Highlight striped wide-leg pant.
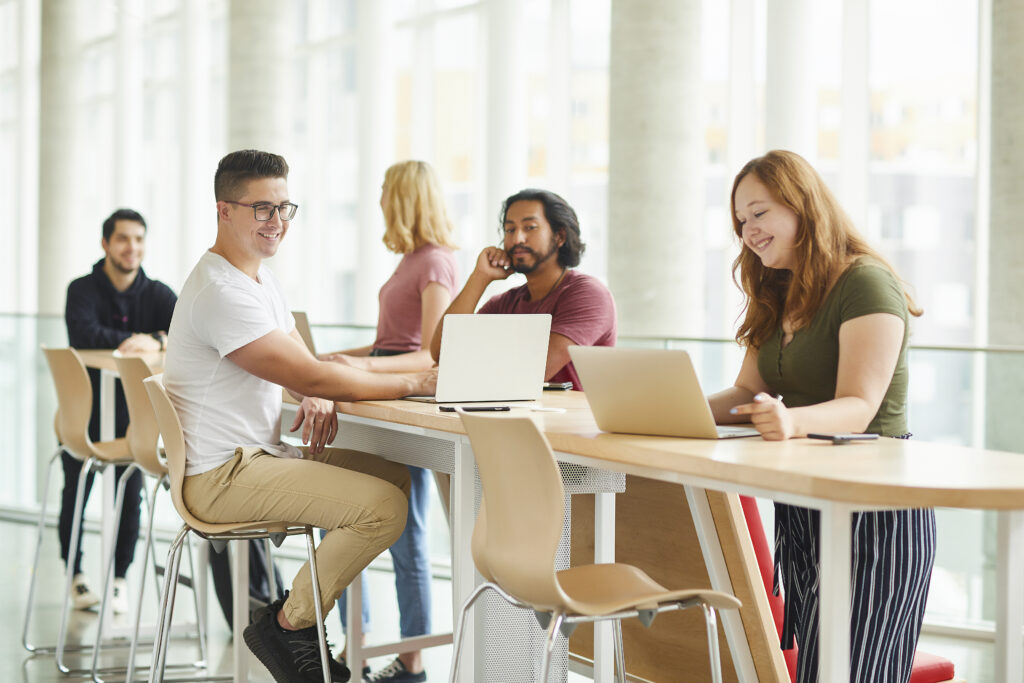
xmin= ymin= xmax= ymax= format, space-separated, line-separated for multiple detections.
xmin=774 ymin=504 xmax=937 ymax=683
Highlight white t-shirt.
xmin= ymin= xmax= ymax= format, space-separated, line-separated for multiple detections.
xmin=164 ymin=250 xmax=301 ymax=476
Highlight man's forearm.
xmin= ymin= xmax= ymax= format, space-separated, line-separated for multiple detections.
xmin=287 ymin=360 xmax=423 ymax=402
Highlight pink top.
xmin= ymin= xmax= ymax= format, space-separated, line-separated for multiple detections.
xmin=478 ymin=270 xmax=617 ymax=389
xmin=374 ymin=244 xmax=459 ymax=352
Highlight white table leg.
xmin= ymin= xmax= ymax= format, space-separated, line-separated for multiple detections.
xmin=685 ymin=486 xmax=758 ymax=682
xmin=592 ymin=491 xmax=615 ymax=683
xmin=232 ymin=541 xmax=249 ymax=683
xmin=451 ymin=437 xmax=477 ymax=683
xmin=818 ymin=502 xmax=852 ymax=683
xmin=347 ymin=572 xmax=364 ymax=674
xmin=996 ymin=510 xmax=1024 ymax=683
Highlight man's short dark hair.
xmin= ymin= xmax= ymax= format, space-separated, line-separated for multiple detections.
xmin=214 ymin=149 xmax=289 ymax=202
xmin=499 ymin=188 xmax=586 ymax=268
xmin=102 ymin=208 xmax=147 ymax=241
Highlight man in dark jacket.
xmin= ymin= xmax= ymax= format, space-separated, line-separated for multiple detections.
xmin=61 ymin=208 xmax=177 ymax=613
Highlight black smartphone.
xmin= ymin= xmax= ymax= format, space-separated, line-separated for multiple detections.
xmin=543 ymin=381 xmax=573 ymax=391
xmin=439 ymin=405 xmax=511 ymax=412
xmin=808 ymin=433 xmax=879 ymax=445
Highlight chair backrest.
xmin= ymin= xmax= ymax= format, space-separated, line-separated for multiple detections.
xmin=143 ymin=373 xmax=206 ymax=530
xmin=292 ymin=310 xmax=316 ymax=355
xmin=43 ymin=347 xmax=95 ymax=459
xmin=458 ymin=411 xmax=567 ymax=610
xmin=114 ymin=354 xmax=166 ymax=477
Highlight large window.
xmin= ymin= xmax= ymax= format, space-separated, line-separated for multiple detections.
xmin=5 ymin=0 xmax=995 ymax=643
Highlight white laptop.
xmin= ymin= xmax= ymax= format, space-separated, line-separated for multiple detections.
xmin=569 ymin=346 xmax=760 ymax=439
xmin=406 ymin=314 xmax=551 ymax=403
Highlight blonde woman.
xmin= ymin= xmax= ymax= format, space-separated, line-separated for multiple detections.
xmin=709 ymin=150 xmax=935 ymax=683
xmin=323 ymin=160 xmax=457 ymax=683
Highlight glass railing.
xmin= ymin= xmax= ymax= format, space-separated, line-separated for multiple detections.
xmin=5 ymin=314 xmax=1021 ymax=634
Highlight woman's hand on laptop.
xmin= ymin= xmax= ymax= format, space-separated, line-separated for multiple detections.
xmin=291 ymin=396 xmax=339 ymax=454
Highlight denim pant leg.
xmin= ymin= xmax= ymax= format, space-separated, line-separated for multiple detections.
xmin=333 ymin=465 xmax=432 ymax=637
xmin=390 ymin=465 xmax=432 ymax=638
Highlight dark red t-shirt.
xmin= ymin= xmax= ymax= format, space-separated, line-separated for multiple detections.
xmin=478 ymin=270 xmax=616 ymax=389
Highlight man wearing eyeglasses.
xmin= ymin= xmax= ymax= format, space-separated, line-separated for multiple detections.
xmin=60 ymin=208 xmax=177 ymax=615
xmin=164 ymin=149 xmax=436 ymax=683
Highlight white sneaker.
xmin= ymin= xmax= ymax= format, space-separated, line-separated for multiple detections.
xmin=71 ymin=574 xmax=100 ymax=610
xmin=111 ymin=578 xmax=129 ymax=615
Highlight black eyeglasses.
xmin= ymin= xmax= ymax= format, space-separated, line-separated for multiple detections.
xmin=223 ymin=200 xmax=299 ymax=221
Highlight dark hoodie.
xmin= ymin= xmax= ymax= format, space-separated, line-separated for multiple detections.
xmin=65 ymin=258 xmax=177 ymax=440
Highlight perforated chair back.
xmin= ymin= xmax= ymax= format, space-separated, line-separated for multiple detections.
xmin=459 ymin=411 xmax=568 ymax=611
xmin=114 ymin=354 xmax=166 ymax=477
xmin=43 ymin=347 xmax=97 ymax=461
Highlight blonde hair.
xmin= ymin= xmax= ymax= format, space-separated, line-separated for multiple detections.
xmin=380 ymin=161 xmax=457 ymax=254
xmin=731 ymin=150 xmax=921 ymax=349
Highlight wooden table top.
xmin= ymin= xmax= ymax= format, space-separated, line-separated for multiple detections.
xmin=326 ymin=391 xmax=1024 ymax=510
xmin=76 ymin=349 xmax=165 ymax=373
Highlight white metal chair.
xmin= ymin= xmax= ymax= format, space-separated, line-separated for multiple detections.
xmin=142 ymin=373 xmax=333 ymax=683
xmin=452 ymin=410 xmax=742 ymax=683
xmin=85 ymin=354 xmax=208 ymax=683
xmin=23 ymin=347 xmax=138 ymax=675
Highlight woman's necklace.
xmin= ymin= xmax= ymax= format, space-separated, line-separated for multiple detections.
xmin=538 ymin=267 xmax=567 ymax=301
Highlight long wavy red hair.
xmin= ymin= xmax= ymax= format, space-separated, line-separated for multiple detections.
xmin=731 ymin=150 xmax=921 ymax=349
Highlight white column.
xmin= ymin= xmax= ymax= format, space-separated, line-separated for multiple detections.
xmin=355 ymin=0 xmax=396 ymax=325
xmin=987 ymin=0 xmax=1024 ymax=348
xmin=18 ymin=0 xmax=40 ymax=313
xmin=227 ymin=0 xmax=292 ymax=153
xmin=484 ymin=0 xmax=527 ymax=220
xmin=764 ymin=0 xmax=816 ymax=160
xmin=727 ymin=0 xmax=755 ymax=174
xmin=608 ymin=0 xmax=704 ymax=338
xmin=838 ymin=0 xmax=869 ymax=231
xmin=985 ymin=0 xmax=1024 ymax=453
xmin=178 ymin=0 xmax=212 ymax=274
xmin=37 ymin=0 xmax=83 ymax=315
xmin=546 ymin=0 xmax=571 ymax=195
xmin=114 ymin=0 xmax=144 ymax=204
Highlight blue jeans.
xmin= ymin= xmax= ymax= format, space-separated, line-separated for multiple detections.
xmin=330 ymin=465 xmax=433 ymax=638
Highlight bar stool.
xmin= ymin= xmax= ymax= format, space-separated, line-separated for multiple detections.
xmin=85 ymin=354 xmax=208 ymax=683
xmin=142 ymin=373 xmax=333 ymax=683
xmin=453 ymin=410 xmax=741 ymax=683
xmin=22 ymin=347 xmax=138 ymax=675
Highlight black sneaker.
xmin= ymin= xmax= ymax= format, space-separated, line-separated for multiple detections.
xmin=336 ymin=653 xmax=371 ymax=679
xmin=242 ymin=600 xmax=350 ymax=682
xmin=364 ymin=658 xmax=427 ymax=683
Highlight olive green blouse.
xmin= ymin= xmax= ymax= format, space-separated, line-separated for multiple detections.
xmin=755 ymin=259 xmax=910 ymax=437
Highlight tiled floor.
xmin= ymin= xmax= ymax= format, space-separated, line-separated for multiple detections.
xmin=5 ymin=517 xmax=994 ymax=682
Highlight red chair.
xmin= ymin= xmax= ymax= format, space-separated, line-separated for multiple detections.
xmin=738 ymin=496 xmax=957 ymax=683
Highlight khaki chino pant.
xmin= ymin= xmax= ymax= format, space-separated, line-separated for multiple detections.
xmin=183 ymin=446 xmax=411 ymax=629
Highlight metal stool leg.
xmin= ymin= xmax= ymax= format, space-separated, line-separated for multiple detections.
xmin=702 ymin=603 xmax=723 ymax=683
xmin=448 ymin=582 xmax=500 ymax=683
xmin=57 ymin=456 xmax=98 ymax=673
xmin=22 ymin=448 xmax=62 ymax=653
xmin=612 ymin=619 xmax=627 ymax=683
xmin=89 ymin=464 xmax=140 ymax=678
xmin=538 ymin=612 xmax=564 ymax=683
xmin=305 ymin=527 xmax=332 ymax=683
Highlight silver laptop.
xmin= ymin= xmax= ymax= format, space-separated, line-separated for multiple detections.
xmin=406 ymin=314 xmax=551 ymax=403
xmin=292 ymin=311 xmax=316 ymax=355
xmin=569 ymin=346 xmax=760 ymax=439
